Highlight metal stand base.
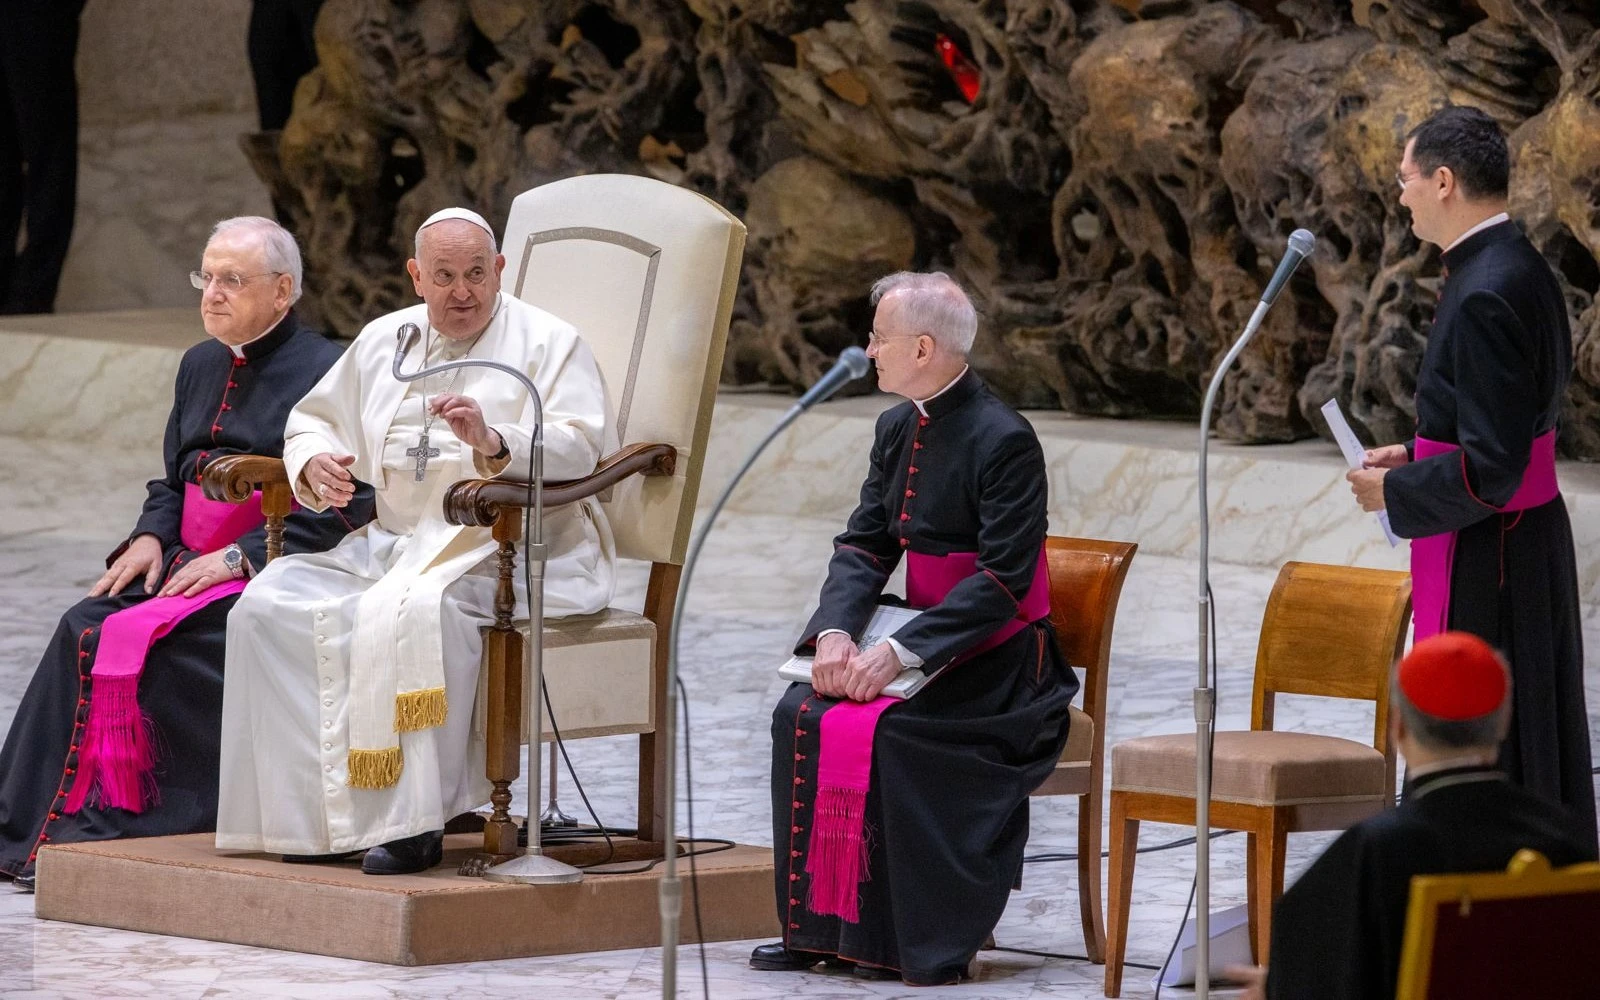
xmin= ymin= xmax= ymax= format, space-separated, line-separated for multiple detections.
xmin=482 ymin=851 xmax=584 ymax=884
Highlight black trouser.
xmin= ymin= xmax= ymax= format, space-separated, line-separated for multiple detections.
xmin=247 ymin=0 xmax=324 ymax=131
xmin=0 ymin=0 xmax=85 ymax=314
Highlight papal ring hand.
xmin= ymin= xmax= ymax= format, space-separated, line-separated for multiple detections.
xmin=317 ymin=482 xmax=329 ymax=497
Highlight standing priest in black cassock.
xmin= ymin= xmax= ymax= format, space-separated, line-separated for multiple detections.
xmin=1348 ymin=105 xmax=1595 ymax=848
xmin=0 ymin=217 xmax=373 ymax=892
xmin=750 ymin=271 xmax=1077 ymax=986
xmin=1230 ymin=632 xmax=1596 ymax=1000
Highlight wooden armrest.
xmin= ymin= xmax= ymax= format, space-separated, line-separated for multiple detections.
xmin=199 ymin=454 xmax=294 ymax=562
xmin=201 ymin=454 xmax=290 ymax=503
xmin=444 ymin=442 xmax=677 ymax=528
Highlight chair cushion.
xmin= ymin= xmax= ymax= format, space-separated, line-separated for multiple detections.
xmin=472 ymin=609 xmax=657 ymax=742
xmin=1111 ymin=730 xmax=1386 ymax=806
xmin=1061 ymin=706 xmax=1094 ymax=765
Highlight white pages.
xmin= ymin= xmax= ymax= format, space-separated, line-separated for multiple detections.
xmin=777 ymin=604 xmax=929 ymax=699
xmin=1319 ymin=398 xmax=1401 ymax=547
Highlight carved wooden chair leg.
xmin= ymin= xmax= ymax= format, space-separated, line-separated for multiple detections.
xmin=461 ymin=510 xmax=525 ymax=876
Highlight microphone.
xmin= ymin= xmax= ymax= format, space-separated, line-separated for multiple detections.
xmin=795 ymin=347 xmax=870 ymax=410
xmin=1259 ymin=228 xmax=1316 ymax=308
xmin=393 ymin=322 xmax=422 ymax=378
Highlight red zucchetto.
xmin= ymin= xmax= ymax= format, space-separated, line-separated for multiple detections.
xmin=1398 ymin=632 xmax=1508 ymax=721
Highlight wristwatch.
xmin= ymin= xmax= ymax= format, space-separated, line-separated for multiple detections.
xmin=222 ymin=543 xmax=245 ymax=579
xmin=487 ymin=430 xmax=510 ymax=462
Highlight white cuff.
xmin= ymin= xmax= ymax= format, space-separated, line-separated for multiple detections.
xmin=885 ymin=637 xmax=923 ymax=669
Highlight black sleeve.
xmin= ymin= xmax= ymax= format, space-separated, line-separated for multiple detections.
xmin=795 ymin=416 xmax=903 ymax=651
xmin=235 ymin=478 xmax=376 ymax=569
xmin=1266 ymin=830 xmax=1382 ymax=1000
xmin=1385 ymin=290 xmax=1541 ymax=538
xmin=113 ymin=360 xmax=189 ymax=565
xmin=889 ymin=428 xmax=1048 ymax=671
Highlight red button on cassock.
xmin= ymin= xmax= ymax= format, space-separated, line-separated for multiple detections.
xmin=900 ymin=513 xmax=910 ymax=521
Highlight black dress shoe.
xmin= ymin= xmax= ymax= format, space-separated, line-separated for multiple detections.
xmin=852 ymin=963 xmax=899 ymax=981
xmin=281 ymin=850 xmax=364 ymax=864
xmin=749 ymin=942 xmax=826 ymax=971
xmin=11 ymin=874 xmax=35 ymax=894
xmin=361 ymin=830 xmax=444 ymax=875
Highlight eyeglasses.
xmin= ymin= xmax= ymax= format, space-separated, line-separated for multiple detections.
xmin=1395 ymin=169 xmax=1426 ymax=193
xmin=190 ymin=270 xmax=283 ymax=293
xmin=867 ymin=330 xmax=923 ymax=347
xmin=428 ymin=266 xmax=490 ymax=288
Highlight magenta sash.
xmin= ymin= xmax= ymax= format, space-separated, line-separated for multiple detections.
xmin=804 ymin=548 xmax=1051 ymax=921
xmin=1410 ymin=431 xmax=1558 ymax=642
xmin=65 ymin=483 xmax=265 ymax=814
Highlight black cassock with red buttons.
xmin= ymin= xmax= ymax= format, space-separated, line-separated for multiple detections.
xmin=769 ymin=369 xmax=1078 ymax=985
xmin=0 ymin=311 xmax=373 ymax=880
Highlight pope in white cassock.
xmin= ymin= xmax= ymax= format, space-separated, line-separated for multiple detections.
xmin=216 ymin=208 xmax=615 ymax=874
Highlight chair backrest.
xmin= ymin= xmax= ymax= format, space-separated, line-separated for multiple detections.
xmin=1251 ymin=561 xmax=1412 ymax=768
xmin=500 ymin=174 xmax=747 ymax=565
xmin=1396 ymin=850 xmax=1600 ymax=1000
xmin=1045 ymin=536 xmax=1138 ymax=736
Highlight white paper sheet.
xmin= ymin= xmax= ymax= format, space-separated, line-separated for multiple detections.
xmin=1320 ymin=398 xmax=1401 ymax=547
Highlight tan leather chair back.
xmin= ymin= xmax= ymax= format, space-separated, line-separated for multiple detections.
xmin=500 ymin=175 xmax=746 ymax=564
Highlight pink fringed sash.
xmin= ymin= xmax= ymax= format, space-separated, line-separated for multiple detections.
xmin=66 ymin=483 xmax=264 ymax=814
xmin=1410 ymin=431 xmax=1558 ymax=642
xmin=804 ymin=548 xmax=1050 ymax=921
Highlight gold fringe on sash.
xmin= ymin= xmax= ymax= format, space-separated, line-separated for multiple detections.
xmin=395 ymin=687 xmax=448 ymax=732
xmin=347 ymin=747 xmax=404 ymax=789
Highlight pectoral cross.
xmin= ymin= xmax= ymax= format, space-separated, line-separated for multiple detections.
xmin=407 ymin=431 xmax=440 ymax=482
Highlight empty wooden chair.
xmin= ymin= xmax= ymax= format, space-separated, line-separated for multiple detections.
xmin=1103 ymin=561 xmax=1412 ymax=997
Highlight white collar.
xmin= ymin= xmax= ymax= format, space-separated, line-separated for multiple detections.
xmin=1443 ymin=212 xmax=1510 ymax=253
xmin=226 ymin=310 xmax=290 ymax=358
xmin=913 ymin=366 xmax=970 ymax=417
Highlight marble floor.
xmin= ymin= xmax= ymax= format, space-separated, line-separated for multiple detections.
xmin=0 ymin=432 xmax=1596 ymax=999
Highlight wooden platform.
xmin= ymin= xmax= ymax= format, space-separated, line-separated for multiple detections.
xmin=34 ymin=834 xmax=776 ymax=966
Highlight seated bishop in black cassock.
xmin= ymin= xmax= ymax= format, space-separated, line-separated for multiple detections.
xmin=0 ymin=217 xmax=373 ymax=891
xmin=749 ymin=272 xmax=1077 ymax=986
xmin=1248 ymin=633 xmax=1597 ymax=1000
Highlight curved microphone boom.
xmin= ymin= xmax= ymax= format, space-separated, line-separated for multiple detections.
xmin=394 ymin=322 xmax=422 ymax=375
xmin=1190 ymin=227 xmax=1314 ymax=998
xmin=658 ymin=348 xmax=871 ymax=1000
xmin=795 ymin=347 xmax=870 ymax=411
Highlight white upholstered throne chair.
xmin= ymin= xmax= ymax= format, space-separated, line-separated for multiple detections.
xmin=205 ymin=173 xmax=746 ymax=864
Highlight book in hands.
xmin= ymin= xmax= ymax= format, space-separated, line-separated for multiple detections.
xmin=777 ymin=604 xmax=929 ymax=699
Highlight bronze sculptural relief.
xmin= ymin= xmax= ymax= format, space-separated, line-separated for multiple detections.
xmin=246 ymin=0 xmax=1600 ymax=456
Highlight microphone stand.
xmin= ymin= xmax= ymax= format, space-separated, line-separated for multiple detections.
xmin=1193 ymin=297 xmax=1270 ymax=998
xmin=659 ymin=402 xmax=806 ymax=998
xmin=392 ymin=332 xmax=581 ymax=886
xmin=660 ymin=348 xmax=866 ymax=998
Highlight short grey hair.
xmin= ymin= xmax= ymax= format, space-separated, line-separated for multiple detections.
xmin=1391 ymin=657 xmax=1512 ymax=753
xmin=414 ymin=218 xmax=499 ymax=260
xmin=208 ymin=216 xmax=303 ymax=304
xmin=870 ymin=271 xmax=979 ymax=355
